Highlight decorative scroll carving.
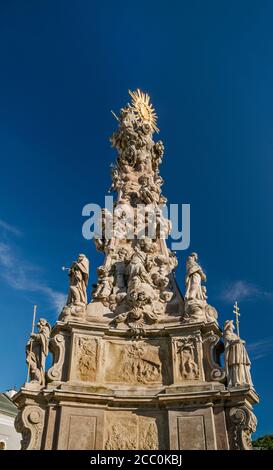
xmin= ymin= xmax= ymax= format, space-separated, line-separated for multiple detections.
xmin=228 ymin=406 xmax=257 ymax=450
xmin=47 ymin=333 xmax=66 ymax=383
xmin=203 ymin=332 xmax=225 ymax=382
xmin=15 ymin=405 xmax=45 ymax=450
xmin=76 ymin=336 xmax=98 ymax=382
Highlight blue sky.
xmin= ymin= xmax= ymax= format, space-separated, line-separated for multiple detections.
xmin=0 ymin=1 xmax=272 ymax=438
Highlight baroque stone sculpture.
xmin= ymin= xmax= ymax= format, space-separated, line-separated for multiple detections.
xmin=25 ymin=318 xmax=51 ymax=388
xmin=60 ymin=253 xmax=89 ymax=319
xmin=87 ymin=90 xmax=181 ymax=334
xmin=183 ymin=252 xmax=218 ymax=325
xmin=185 ymin=252 xmax=207 ymax=300
xmin=14 ymin=90 xmax=258 ymax=450
xmin=224 ymin=320 xmax=253 ymax=388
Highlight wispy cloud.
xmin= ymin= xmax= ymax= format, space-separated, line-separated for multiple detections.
xmin=0 ymin=219 xmax=22 ymax=237
xmin=248 ymin=337 xmax=273 ymax=360
xmin=218 ymin=280 xmax=273 ymax=303
xmin=36 ymin=287 xmax=66 ymax=313
xmin=0 ymin=242 xmax=66 ymax=314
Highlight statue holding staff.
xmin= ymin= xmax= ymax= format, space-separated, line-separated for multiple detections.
xmin=26 ymin=318 xmax=51 ymax=387
xmin=224 ymin=319 xmax=253 ymax=388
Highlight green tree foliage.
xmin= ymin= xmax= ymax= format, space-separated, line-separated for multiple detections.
xmin=252 ymin=435 xmax=273 ymax=450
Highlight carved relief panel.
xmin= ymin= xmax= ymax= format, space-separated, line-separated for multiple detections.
xmin=104 ymin=413 xmax=137 ymax=450
xmin=172 ymin=333 xmax=204 ymax=383
xmin=70 ymin=334 xmax=100 ymax=382
xmin=104 ymin=339 xmax=169 ymax=385
xmin=104 ymin=412 xmax=166 ymax=450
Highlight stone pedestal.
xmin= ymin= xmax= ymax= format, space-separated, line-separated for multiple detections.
xmin=14 ymin=317 xmax=258 ymax=450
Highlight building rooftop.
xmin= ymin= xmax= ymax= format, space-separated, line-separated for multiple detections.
xmin=0 ymin=393 xmax=18 ymax=417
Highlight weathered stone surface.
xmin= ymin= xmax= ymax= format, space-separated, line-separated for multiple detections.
xmin=105 ymin=340 xmax=163 ymax=384
xmin=169 ymin=408 xmax=217 ymax=450
xmin=224 ymin=320 xmax=253 ymax=388
xmin=74 ymin=335 xmax=99 ymax=382
xmin=104 ymin=411 xmax=166 ymax=450
xmin=56 ymin=407 xmax=104 ymax=450
xmin=172 ymin=333 xmax=204 ymax=383
xmin=25 ymin=318 xmax=51 ymax=389
xmin=14 ymin=90 xmax=259 ymax=450
xmin=15 ymin=404 xmax=45 ymax=450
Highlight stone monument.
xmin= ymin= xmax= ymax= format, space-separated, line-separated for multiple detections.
xmin=14 ymin=89 xmax=258 ymax=450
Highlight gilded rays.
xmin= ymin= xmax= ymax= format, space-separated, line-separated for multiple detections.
xmin=128 ymin=89 xmax=159 ymax=133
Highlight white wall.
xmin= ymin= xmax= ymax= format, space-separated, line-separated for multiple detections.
xmin=0 ymin=413 xmax=21 ymax=450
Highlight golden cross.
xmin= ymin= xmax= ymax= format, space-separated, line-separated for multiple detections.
xmin=233 ymin=301 xmax=240 ymax=337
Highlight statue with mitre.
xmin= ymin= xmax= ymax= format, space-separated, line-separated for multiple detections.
xmin=184 ymin=252 xmax=207 ymax=301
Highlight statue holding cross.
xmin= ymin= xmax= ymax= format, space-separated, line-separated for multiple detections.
xmin=233 ymin=301 xmax=240 ymax=337
xmin=223 ymin=303 xmax=253 ymax=388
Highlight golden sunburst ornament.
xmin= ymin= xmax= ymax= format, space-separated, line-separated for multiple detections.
xmin=128 ymin=89 xmax=159 ymax=133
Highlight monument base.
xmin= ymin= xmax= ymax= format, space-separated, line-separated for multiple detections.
xmin=14 ymin=319 xmax=258 ymax=450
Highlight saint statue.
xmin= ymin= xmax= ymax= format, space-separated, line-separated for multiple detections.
xmin=184 ymin=252 xmax=207 ymax=301
xmin=66 ymin=254 xmax=89 ymax=306
xmin=126 ymin=244 xmax=151 ymax=291
xmin=224 ymin=320 xmax=253 ymax=388
xmin=26 ymin=318 xmax=51 ymax=387
xmin=182 ymin=345 xmax=199 ymax=380
xmin=93 ymin=265 xmax=114 ymax=300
